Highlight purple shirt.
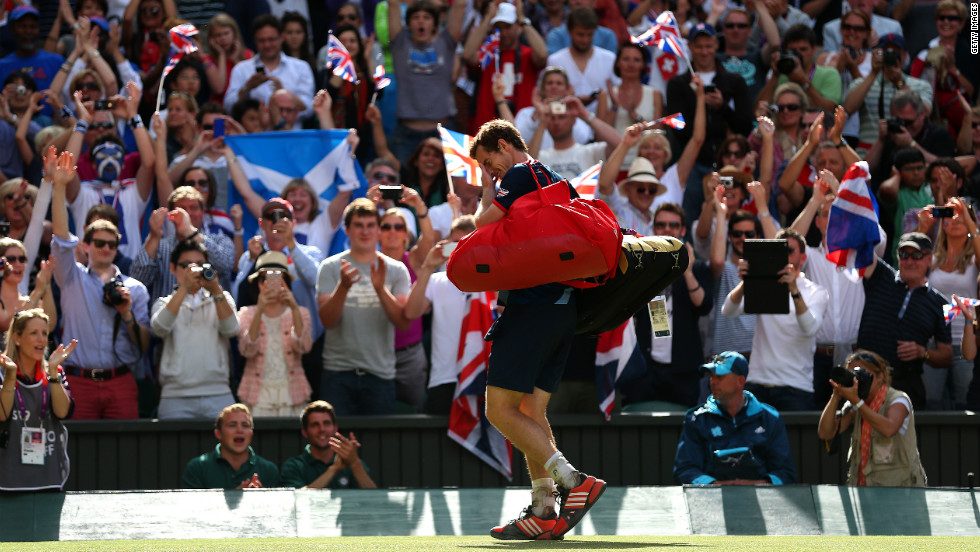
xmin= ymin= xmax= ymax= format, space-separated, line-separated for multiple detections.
xmin=394 ymin=251 xmax=422 ymax=349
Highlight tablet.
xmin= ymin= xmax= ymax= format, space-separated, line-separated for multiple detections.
xmin=742 ymin=239 xmax=789 ymax=314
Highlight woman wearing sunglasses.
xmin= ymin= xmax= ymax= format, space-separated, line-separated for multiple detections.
xmin=750 ymin=82 xmax=807 ymax=173
xmin=377 ymin=203 xmax=434 ymax=413
xmin=817 ymin=349 xmax=927 ymax=487
xmin=0 ymin=237 xmax=56 ymax=350
xmin=910 ymin=0 xmax=975 ymax=135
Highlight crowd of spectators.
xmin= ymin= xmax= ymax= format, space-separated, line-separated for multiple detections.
xmin=1 ymin=0 xmax=979 ymax=491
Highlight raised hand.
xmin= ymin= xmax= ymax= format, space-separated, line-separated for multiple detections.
xmin=35 ymin=257 xmax=56 ymax=290
xmin=370 ymin=254 xmax=387 ymax=290
xmin=339 ymin=259 xmax=361 ymax=289
xmin=48 ymin=340 xmax=79 ymax=370
xmin=52 ymin=151 xmax=77 ymax=189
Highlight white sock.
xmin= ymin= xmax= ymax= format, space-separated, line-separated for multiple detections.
xmin=544 ymin=452 xmax=579 ymax=488
xmin=531 ymin=478 xmax=557 ymax=518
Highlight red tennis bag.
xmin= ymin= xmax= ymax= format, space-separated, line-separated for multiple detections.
xmin=447 ymin=161 xmax=623 ymax=292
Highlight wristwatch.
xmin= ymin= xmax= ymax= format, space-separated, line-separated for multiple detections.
xmin=521 ymin=17 xmax=531 ymax=26
xmin=835 ymin=137 xmax=848 ymax=148
xmin=801 ymin=82 xmax=812 ymax=92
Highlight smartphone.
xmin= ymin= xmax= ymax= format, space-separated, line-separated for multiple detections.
xmin=704 ymin=84 xmax=717 ymax=94
xmin=932 ymin=206 xmax=954 ymax=218
xmin=442 ymin=242 xmax=458 ymax=257
xmin=255 ymin=65 xmax=265 ymax=74
xmin=380 ymin=185 xmax=402 ymax=200
xmin=550 ymin=101 xmax=566 ymax=115
xmin=265 ymin=270 xmax=283 ymax=287
xmin=94 ymin=99 xmax=115 ymax=111
xmin=212 ymin=117 xmax=225 ymax=138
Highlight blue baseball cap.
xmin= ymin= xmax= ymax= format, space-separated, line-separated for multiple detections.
xmin=90 ymin=17 xmax=111 ymax=33
xmin=689 ymin=22 xmax=716 ymax=40
xmin=10 ymin=5 xmax=40 ymax=21
xmin=876 ymin=33 xmax=907 ymax=51
xmin=700 ymin=351 xmax=748 ymax=377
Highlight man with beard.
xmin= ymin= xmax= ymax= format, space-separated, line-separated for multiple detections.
xmin=0 ymin=7 xmax=64 ymax=95
xmin=281 ymin=400 xmax=376 ymax=489
xmin=545 ymin=7 xmax=617 ymax=114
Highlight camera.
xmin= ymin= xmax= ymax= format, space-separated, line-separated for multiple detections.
xmin=550 ymin=100 xmax=566 ymax=114
xmin=776 ymin=50 xmax=800 ymax=75
xmin=380 ymin=185 xmax=402 ymax=200
xmin=94 ymin=99 xmax=115 ymax=111
xmin=442 ymin=242 xmax=457 ymax=257
xmin=830 ymin=365 xmax=874 ymax=400
xmin=719 ymin=176 xmax=734 ymax=189
xmin=882 ymin=49 xmax=900 ymax=67
xmin=14 ymin=85 xmax=26 ymax=96
xmin=0 ymin=220 xmax=9 ymax=237
xmin=191 ymin=263 xmax=216 ymax=281
xmin=932 ymin=206 xmax=954 ymax=218
xmin=102 ymin=280 xmax=126 ymax=307
xmin=887 ymin=116 xmax=906 ymax=134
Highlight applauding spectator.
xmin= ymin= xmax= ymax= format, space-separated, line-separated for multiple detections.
xmin=182 ymin=403 xmax=280 ymax=489
xmin=281 ymin=400 xmax=377 ymax=489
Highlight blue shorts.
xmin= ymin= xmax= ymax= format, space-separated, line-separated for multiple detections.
xmin=486 ymin=302 xmax=576 ymax=394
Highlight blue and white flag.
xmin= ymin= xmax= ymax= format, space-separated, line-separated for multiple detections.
xmin=224 ymin=130 xmax=367 ymax=245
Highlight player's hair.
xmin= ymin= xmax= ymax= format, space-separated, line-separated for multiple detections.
xmin=470 ymin=119 xmax=528 ymax=157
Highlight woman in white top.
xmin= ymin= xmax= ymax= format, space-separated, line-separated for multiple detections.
xmin=599 ymin=42 xmax=661 ymax=172
xmin=816 ymin=9 xmax=872 ymax=142
xmin=924 ymin=197 xmax=980 ymax=409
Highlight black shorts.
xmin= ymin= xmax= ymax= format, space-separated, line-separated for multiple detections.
xmin=486 ymin=302 xmax=576 ymax=394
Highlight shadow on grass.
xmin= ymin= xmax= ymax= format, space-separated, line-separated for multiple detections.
xmin=460 ymin=542 xmax=700 ymax=549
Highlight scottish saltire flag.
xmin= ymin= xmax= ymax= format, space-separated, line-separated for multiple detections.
xmin=163 ymin=24 xmax=199 ymax=79
xmin=448 ymin=291 xmax=513 ymax=479
xmin=439 ymin=125 xmax=482 ymax=186
xmin=595 ymin=318 xmax=646 ymax=421
xmin=373 ymin=64 xmax=391 ymax=90
xmin=656 ymin=112 xmax=686 ymax=130
xmin=826 ymin=161 xmax=881 ymax=275
xmin=478 ymin=30 xmax=501 ymax=70
xmin=943 ymin=297 xmax=980 ymax=324
xmin=570 ymin=162 xmax=602 ymax=199
xmin=326 ymin=34 xmax=358 ymax=84
xmin=224 ymin=130 xmax=367 ymax=241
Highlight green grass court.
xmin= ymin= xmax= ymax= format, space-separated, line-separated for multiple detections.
xmin=2 ymin=536 xmax=979 ymax=552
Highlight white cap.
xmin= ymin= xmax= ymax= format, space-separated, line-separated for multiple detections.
xmin=490 ymin=3 xmax=518 ymax=26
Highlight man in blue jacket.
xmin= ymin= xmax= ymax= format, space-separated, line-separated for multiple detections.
xmin=673 ymin=351 xmax=797 ymax=486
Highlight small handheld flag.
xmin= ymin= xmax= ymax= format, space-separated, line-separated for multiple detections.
xmin=478 ymin=30 xmax=501 ymax=71
xmin=326 ymin=33 xmax=359 ymax=84
xmin=157 ymin=23 xmax=199 ymax=110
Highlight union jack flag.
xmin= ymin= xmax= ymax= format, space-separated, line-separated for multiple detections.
xmin=478 ymin=30 xmax=500 ymax=70
xmin=438 ymin=125 xmax=482 ymax=186
xmin=826 ymin=161 xmax=881 ymax=276
xmin=630 ymin=26 xmax=660 ymax=47
xmin=163 ymin=23 xmax=199 ymax=79
xmin=570 ymin=162 xmax=602 ymax=199
xmin=595 ymin=318 xmax=647 ymax=421
xmin=944 ymin=297 xmax=980 ymax=324
xmin=373 ymin=64 xmax=391 ymax=90
xmin=658 ymin=33 xmax=686 ymax=59
xmin=326 ymin=33 xmax=359 ymax=84
xmin=447 ymin=291 xmax=512 ymax=479
xmin=656 ymin=112 xmax=686 ymax=130
xmin=655 ymin=11 xmax=682 ymax=40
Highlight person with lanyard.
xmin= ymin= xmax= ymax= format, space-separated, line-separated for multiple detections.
xmin=0 ymin=309 xmax=78 ymax=492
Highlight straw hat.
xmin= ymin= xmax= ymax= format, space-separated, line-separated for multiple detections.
xmin=617 ymin=157 xmax=666 ymax=196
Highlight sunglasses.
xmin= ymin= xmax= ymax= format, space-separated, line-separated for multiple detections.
xmin=89 ymin=122 xmax=114 ymax=131
xmin=2 ymin=255 xmax=27 ymax=264
xmin=936 ymin=14 xmax=961 ymax=22
xmin=176 ymin=261 xmax=204 ymax=269
xmin=74 ymin=82 xmax=101 ymax=92
xmin=184 ymin=179 xmax=209 ymax=190
xmin=90 ymin=238 xmax=119 ymax=249
xmin=776 ymin=104 xmax=801 ymax=112
xmin=380 ymin=223 xmax=406 ymax=231
xmin=724 ymin=22 xmax=750 ymax=29
xmin=632 ymin=185 xmax=660 ymax=195
xmin=5 ymin=193 xmax=19 ymax=201
xmin=730 ymin=230 xmax=757 ymax=239
xmin=898 ymin=250 xmax=927 ymax=260
xmin=654 ymin=221 xmax=682 ymax=229
xmin=141 ymin=6 xmax=161 ymax=15
xmin=371 ymin=172 xmax=398 ymax=184
xmin=840 ymin=23 xmax=869 ymax=32
xmin=971 ymin=122 xmax=979 ymax=129
xmin=723 ymin=148 xmax=746 ymax=158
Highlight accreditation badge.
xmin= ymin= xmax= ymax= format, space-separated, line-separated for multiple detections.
xmin=648 ymin=296 xmax=671 ymax=338
xmin=21 ymin=426 xmax=45 ymax=465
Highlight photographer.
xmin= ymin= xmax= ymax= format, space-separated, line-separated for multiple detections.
xmin=817 ymin=349 xmax=927 ymax=487
xmin=866 ymin=89 xmax=956 ymax=184
xmin=843 ymin=34 xmax=933 ymax=156
xmin=150 ymin=240 xmax=238 ymax=420
xmin=49 ymin=148 xmax=150 ymax=420
xmin=755 ymin=24 xmax=841 ymax=114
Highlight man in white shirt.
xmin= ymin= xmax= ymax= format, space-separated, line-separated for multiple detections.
xmin=721 ymin=228 xmax=829 ymax=411
xmin=223 ymin=14 xmax=315 ymax=124
xmin=544 ymin=7 xmax=617 ymax=114
xmin=151 ymin=240 xmax=238 ymax=419
xmin=530 ymin=95 xmax=621 ymax=179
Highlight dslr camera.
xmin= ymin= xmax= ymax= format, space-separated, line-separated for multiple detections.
xmin=887 ymin=116 xmax=907 ymax=134
xmin=191 ymin=263 xmax=216 ymax=281
xmin=102 ymin=280 xmax=126 ymax=307
xmin=882 ymin=49 xmax=900 ymax=67
xmin=776 ymin=50 xmax=801 ymax=75
xmin=830 ymin=365 xmax=874 ymax=400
